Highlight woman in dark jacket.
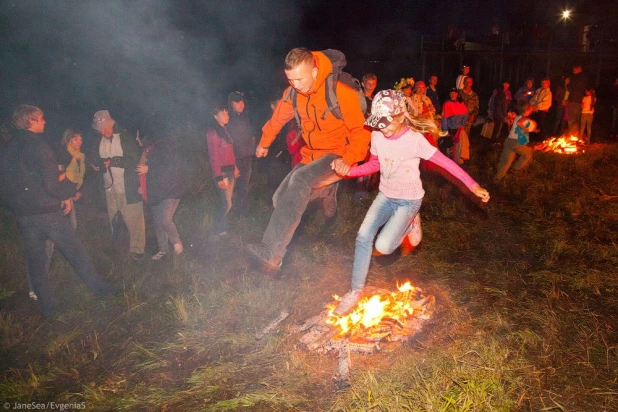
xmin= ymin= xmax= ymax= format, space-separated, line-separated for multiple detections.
xmin=137 ymin=134 xmax=187 ymax=260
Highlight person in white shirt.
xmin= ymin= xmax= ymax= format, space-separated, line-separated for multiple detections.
xmin=90 ymin=110 xmax=145 ymax=260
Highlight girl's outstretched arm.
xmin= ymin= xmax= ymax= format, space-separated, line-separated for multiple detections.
xmin=347 ymin=154 xmax=380 ymax=177
xmin=428 ymin=150 xmax=490 ymax=202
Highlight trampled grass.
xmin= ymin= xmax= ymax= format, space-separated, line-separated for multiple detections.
xmin=1 ymin=139 xmax=618 ymax=410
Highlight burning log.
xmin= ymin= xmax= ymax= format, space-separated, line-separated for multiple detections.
xmin=380 ymin=317 xmax=404 ymax=329
xmin=255 ymin=310 xmax=290 ymax=340
xmin=291 ymin=281 xmax=435 ymax=380
xmin=289 ymin=310 xmax=328 ymax=335
xmin=299 ymin=323 xmax=332 ymax=346
xmin=307 ymin=328 xmax=340 ymax=351
xmin=354 ymin=330 xmax=391 ymax=342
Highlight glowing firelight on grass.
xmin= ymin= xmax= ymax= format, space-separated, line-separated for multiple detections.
xmin=327 ymin=281 xmax=418 ymax=335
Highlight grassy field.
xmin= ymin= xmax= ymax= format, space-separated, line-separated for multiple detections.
xmin=1 ymin=138 xmax=618 ymax=411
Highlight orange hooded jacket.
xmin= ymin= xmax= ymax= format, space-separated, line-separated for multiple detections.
xmin=259 ymin=51 xmax=370 ymax=166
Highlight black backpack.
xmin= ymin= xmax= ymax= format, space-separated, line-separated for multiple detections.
xmin=283 ymin=49 xmax=367 ymax=126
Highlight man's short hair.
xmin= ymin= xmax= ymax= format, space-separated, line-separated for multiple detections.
xmin=284 ymin=47 xmax=315 ymax=70
xmin=12 ymin=104 xmax=42 ymax=130
xmin=362 ymin=73 xmax=377 ymax=82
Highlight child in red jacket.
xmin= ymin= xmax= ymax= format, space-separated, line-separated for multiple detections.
xmin=207 ymin=104 xmax=240 ymax=236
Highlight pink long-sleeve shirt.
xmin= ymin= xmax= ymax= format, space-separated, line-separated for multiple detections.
xmin=348 ymin=127 xmax=478 ymax=200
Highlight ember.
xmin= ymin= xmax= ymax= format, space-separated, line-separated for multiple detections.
xmin=534 ymin=135 xmax=586 ymax=154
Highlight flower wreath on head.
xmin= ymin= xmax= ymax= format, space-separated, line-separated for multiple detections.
xmin=394 ymin=77 xmax=415 ymax=91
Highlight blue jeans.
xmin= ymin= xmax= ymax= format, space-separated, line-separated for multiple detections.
xmin=351 ymin=193 xmax=422 ymax=291
xmin=263 ymin=153 xmax=341 ymax=260
xmin=29 ymin=209 xmax=76 ymax=293
xmin=17 ymin=211 xmax=112 ymax=314
xmin=213 ymin=172 xmax=235 ymax=235
xmin=151 ymin=198 xmax=181 ymax=253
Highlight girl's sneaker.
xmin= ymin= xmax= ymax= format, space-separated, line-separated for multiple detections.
xmin=334 ymin=290 xmax=363 ymax=316
xmin=151 ymin=251 xmax=167 ymax=261
xmin=408 ymin=213 xmax=422 ymax=247
xmin=29 ymin=291 xmax=38 ymax=301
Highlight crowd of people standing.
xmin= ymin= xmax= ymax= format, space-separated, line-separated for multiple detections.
xmin=0 ymin=47 xmax=615 ymax=316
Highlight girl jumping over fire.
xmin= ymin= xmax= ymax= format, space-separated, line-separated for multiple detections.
xmin=331 ymin=90 xmax=490 ymax=315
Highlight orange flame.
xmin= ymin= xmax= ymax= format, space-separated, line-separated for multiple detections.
xmin=326 ymin=281 xmax=418 ymax=335
xmin=534 ymin=135 xmax=586 ymax=154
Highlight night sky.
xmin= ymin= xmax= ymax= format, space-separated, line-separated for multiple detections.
xmin=0 ymin=0 xmax=615 ymax=135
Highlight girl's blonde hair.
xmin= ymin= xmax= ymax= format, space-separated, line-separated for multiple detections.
xmin=392 ymin=112 xmax=438 ymax=134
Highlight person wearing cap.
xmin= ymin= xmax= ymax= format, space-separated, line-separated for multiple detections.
xmin=0 ymin=105 xmax=113 ymax=315
xmin=455 ymin=65 xmax=470 ymax=90
xmin=246 ymin=47 xmax=370 ymax=272
xmin=89 ymin=110 xmax=145 ymax=260
xmin=332 ymin=90 xmax=490 ymax=315
xmin=227 ymin=91 xmax=255 ymax=218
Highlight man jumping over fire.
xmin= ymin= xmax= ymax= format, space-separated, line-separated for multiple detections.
xmin=247 ymin=47 xmax=371 ymax=272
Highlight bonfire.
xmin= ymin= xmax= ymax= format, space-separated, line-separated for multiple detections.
xmin=288 ymin=281 xmax=435 ymax=381
xmin=534 ymin=134 xmax=586 ymax=154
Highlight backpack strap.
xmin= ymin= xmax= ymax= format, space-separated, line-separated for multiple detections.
xmin=283 ymin=86 xmax=301 ymax=127
xmin=322 ymin=73 xmax=343 ymax=120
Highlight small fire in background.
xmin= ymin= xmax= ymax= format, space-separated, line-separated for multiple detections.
xmin=534 ymin=135 xmax=586 ymax=154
